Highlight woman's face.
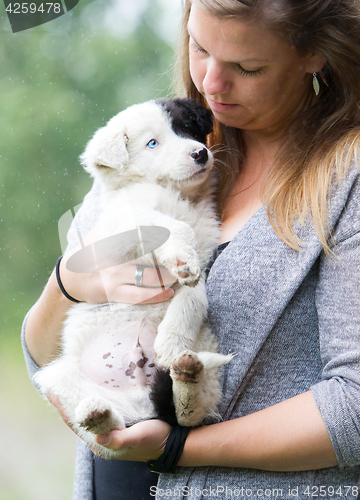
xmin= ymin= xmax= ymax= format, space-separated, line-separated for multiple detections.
xmin=188 ymin=5 xmax=323 ymax=137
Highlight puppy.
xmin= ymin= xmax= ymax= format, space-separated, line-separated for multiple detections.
xmin=34 ymin=98 xmax=231 ymax=458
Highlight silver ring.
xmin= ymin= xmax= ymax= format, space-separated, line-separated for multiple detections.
xmin=134 ymin=265 xmax=145 ymax=287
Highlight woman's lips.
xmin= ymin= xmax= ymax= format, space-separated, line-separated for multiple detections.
xmin=208 ymin=99 xmax=238 ymax=112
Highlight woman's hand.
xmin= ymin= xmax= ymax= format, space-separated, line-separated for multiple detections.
xmin=95 ymin=420 xmax=172 ymax=462
xmin=48 ymin=393 xmax=171 ymax=462
xmin=60 ymin=252 xmax=176 ymax=305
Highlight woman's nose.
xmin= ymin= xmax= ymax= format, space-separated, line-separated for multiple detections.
xmin=202 ymin=61 xmax=232 ymax=95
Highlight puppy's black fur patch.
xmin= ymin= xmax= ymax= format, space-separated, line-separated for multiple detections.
xmin=156 ymin=98 xmax=213 ymax=144
xmin=149 ymin=369 xmax=178 ymax=426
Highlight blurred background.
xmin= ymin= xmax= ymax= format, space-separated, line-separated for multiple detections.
xmin=0 ymin=0 xmax=181 ymax=497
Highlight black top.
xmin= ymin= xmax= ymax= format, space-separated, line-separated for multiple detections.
xmin=205 ymin=241 xmax=230 ymax=280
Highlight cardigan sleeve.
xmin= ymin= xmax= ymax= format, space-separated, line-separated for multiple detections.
xmin=21 ymin=180 xmax=103 ymax=387
xmin=311 ymin=177 xmax=360 ymax=467
xmin=21 ymin=307 xmax=41 ymax=384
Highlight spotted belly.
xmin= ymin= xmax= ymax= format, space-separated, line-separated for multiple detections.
xmin=78 ymin=319 xmax=158 ymax=391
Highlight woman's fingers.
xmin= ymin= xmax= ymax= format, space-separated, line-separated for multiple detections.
xmin=95 ymin=419 xmax=172 ymax=462
xmin=140 ymin=266 xmax=177 ymax=288
xmin=106 ymin=283 xmax=174 ymax=304
xmin=99 ymin=265 xmax=177 ymax=303
xmin=103 ymin=264 xmax=176 ymax=288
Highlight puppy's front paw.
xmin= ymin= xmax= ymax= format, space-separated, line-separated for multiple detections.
xmin=175 ymin=260 xmax=201 ymax=287
xmin=75 ymin=398 xmax=124 ymax=434
xmin=171 ymin=351 xmax=204 ymax=383
xmin=159 ymin=254 xmax=200 ymax=287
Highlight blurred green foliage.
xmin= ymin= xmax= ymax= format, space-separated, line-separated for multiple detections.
xmin=0 ymin=0 xmax=177 ymax=339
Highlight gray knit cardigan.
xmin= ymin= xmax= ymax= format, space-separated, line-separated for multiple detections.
xmin=22 ymin=162 xmax=360 ymax=500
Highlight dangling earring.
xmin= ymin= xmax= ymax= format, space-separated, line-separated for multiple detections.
xmin=312 ymin=72 xmax=320 ymax=96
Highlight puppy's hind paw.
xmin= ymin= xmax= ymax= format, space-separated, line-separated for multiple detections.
xmin=171 ymin=351 xmax=204 ymax=383
xmin=79 ymin=408 xmax=111 ymax=432
xmin=75 ymin=398 xmax=124 ymax=434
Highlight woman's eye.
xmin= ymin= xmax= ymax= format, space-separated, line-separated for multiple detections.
xmin=189 ymin=40 xmax=207 ymax=55
xmin=237 ymin=65 xmax=263 ymax=77
xmin=147 ymin=139 xmax=159 ymax=149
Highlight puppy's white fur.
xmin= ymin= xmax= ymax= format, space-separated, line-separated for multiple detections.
xmin=34 ymin=100 xmax=231 ymax=458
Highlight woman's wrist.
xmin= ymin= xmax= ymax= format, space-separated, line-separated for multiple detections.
xmin=56 ymin=256 xmax=83 ymax=303
xmin=147 ymin=425 xmax=190 ymax=473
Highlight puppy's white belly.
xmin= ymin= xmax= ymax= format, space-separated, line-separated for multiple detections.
xmin=78 ymin=318 xmax=158 ymax=391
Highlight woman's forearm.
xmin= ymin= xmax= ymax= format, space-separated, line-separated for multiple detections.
xmin=178 ymin=391 xmax=338 ymax=471
xmin=24 ymin=269 xmax=74 ymax=367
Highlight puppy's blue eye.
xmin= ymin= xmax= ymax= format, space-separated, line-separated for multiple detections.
xmin=147 ymin=139 xmax=159 ymax=149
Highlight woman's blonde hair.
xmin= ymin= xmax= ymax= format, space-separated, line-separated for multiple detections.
xmin=176 ymin=0 xmax=360 ymax=251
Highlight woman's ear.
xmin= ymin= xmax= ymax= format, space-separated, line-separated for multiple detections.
xmin=305 ymin=53 xmax=326 ymax=75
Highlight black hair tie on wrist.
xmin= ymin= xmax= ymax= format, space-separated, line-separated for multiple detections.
xmin=147 ymin=425 xmax=190 ymax=474
xmin=55 ymin=256 xmax=82 ymax=303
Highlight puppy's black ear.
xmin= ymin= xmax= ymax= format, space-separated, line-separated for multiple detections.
xmin=80 ymin=126 xmax=129 ymax=177
xmin=180 ymin=98 xmax=214 ymax=142
xmin=156 ymin=98 xmax=213 ymax=144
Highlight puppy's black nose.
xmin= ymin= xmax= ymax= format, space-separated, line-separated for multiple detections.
xmin=191 ymin=148 xmax=208 ymax=166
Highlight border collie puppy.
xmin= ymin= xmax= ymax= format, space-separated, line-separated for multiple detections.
xmin=34 ymin=98 xmax=231 ymax=459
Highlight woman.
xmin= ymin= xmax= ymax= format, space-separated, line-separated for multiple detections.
xmin=23 ymin=0 xmax=360 ymax=499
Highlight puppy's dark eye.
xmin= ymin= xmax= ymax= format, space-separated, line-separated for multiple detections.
xmin=147 ymin=139 xmax=159 ymax=149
